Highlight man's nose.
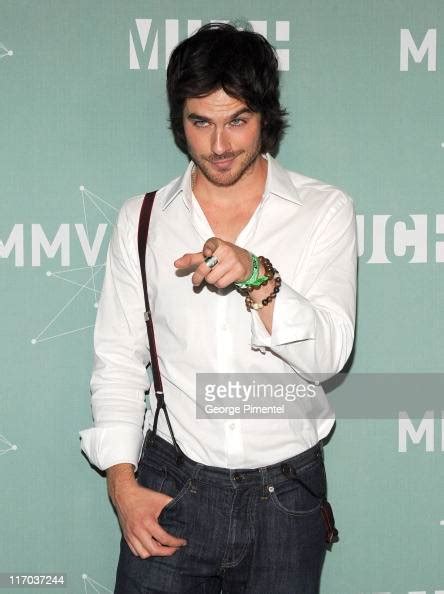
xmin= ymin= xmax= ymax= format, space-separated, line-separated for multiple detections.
xmin=211 ymin=126 xmax=231 ymax=156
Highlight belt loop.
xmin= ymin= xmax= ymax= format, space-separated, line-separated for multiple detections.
xmin=259 ymin=467 xmax=269 ymax=499
xmin=190 ymin=464 xmax=202 ymax=493
xmin=146 ymin=428 xmax=155 ymax=448
xmin=318 ymin=439 xmax=324 ymax=461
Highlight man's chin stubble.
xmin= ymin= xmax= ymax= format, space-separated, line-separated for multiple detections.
xmin=194 ymin=152 xmax=261 ymax=188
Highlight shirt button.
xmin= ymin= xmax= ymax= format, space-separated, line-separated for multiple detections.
xmin=229 ymin=422 xmax=236 ymax=430
xmin=221 ymin=323 xmax=227 ymax=331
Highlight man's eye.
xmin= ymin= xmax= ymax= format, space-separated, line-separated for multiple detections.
xmin=230 ymin=118 xmax=246 ymax=126
xmin=193 ymin=120 xmax=209 ymax=128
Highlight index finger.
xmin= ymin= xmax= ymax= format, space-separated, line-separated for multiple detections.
xmin=174 ymin=252 xmax=204 ymax=269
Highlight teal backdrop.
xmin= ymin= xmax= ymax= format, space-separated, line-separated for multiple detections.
xmin=1 ymin=1 xmax=443 ymax=593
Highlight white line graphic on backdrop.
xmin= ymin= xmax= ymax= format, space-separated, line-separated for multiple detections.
xmin=31 ymin=265 xmax=103 ymax=344
xmin=0 ymin=42 xmax=13 ymax=59
xmin=31 ymin=186 xmax=117 ymax=344
xmin=47 ymin=265 xmax=103 ymax=294
xmin=79 ymin=185 xmax=117 ymax=302
xmin=82 ymin=573 xmax=112 ymax=593
xmin=0 ymin=433 xmax=18 ymax=456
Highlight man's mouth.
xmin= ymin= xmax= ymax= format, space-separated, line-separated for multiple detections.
xmin=210 ymin=157 xmax=236 ymax=170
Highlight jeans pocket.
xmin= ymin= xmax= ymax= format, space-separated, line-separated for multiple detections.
xmin=157 ymin=475 xmax=192 ymax=523
xmin=269 ymin=458 xmax=326 ymax=517
xmin=136 ymin=460 xmax=168 ymax=493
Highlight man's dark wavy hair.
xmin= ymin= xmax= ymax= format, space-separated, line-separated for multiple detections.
xmin=166 ymin=21 xmax=289 ymax=157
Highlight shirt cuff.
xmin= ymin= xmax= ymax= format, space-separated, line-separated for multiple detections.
xmin=250 ymin=279 xmax=316 ymax=349
xmin=79 ymin=425 xmax=144 ymax=472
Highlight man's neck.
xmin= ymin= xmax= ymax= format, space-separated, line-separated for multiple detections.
xmin=192 ymin=155 xmax=268 ymax=208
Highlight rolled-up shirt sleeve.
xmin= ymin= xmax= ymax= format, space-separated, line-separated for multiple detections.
xmin=78 ymin=198 xmax=150 ymax=472
xmin=250 ymin=194 xmax=357 ymax=384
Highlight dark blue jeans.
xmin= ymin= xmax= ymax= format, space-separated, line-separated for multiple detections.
xmin=114 ymin=432 xmax=328 ymax=593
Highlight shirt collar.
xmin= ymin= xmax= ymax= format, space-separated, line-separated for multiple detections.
xmin=161 ymin=153 xmax=303 ymax=211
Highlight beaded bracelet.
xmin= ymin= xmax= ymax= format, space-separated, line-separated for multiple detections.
xmin=255 ymin=256 xmax=275 ymax=288
xmin=245 ymin=272 xmax=282 ymax=311
xmin=234 ymin=256 xmax=281 ymax=310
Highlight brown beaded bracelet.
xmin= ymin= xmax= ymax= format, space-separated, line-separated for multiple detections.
xmin=245 ymin=273 xmax=281 ymax=311
xmin=255 ymin=256 xmax=275 ymax=287
xmin=234 ymin=255 xmax=281 ymax=311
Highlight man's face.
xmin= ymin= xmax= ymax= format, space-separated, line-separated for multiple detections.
xmin=182 ymin=88 xmax=263 ymax=187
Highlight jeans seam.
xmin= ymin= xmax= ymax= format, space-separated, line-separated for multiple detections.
xmin=269 ymin=490 xmax=322 ymax=517
xmin=157 ymin=477 xmax=192 ymax=523
xmin=219 ymin=491 xmax=237 ymax=568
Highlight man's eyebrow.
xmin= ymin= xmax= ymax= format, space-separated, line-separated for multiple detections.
xmin=186 ymin=108 xmax=253 ymax=122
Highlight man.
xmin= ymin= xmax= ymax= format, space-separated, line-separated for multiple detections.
xmin=79 ymin=22 xmax=357 ymax=594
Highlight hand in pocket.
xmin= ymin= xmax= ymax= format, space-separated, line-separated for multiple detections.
xmin=113 ymin=481 xmax=188 ymax=559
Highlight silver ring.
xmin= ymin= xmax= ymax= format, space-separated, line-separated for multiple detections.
xmin=204 ymin=255 xmax=219 ymax=269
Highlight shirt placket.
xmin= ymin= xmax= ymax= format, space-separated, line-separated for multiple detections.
xmin=215 ymin=289 xmax=245 ymax=465
xmin=223 ymin=197 xmax=267 ymax=465
xmin=189 ymin=191 xmax=267 ymax=467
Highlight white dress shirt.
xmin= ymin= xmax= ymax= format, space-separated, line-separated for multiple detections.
xmin=79 ymin=153 xmax=357 ymax=472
